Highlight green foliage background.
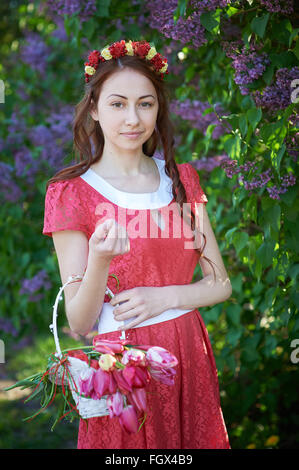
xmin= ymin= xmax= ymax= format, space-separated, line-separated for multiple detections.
xmin=0 ymin=0 xmax=298 ymax=449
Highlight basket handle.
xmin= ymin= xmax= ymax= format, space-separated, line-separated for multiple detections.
xmin=49 ymin=275 xmax=126 ymax=359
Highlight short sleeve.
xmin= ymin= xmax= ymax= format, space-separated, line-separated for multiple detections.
xmin=180 ymin=163 xmax=208 ymax=206
xmin=42 ymin=179 xmax=90 ymax=238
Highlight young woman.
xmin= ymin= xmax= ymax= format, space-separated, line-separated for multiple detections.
xmin=43 ymin=39 xmax=232 ymax=449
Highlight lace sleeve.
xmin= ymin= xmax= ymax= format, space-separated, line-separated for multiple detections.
xmin=181 ymin=163 xmax=208 ymax=205
xmin=42 ymin=179 xmax=90 ymax=238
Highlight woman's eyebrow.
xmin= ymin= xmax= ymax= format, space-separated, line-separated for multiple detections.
xmin=107 ymin=94 xmax=156 ymax=100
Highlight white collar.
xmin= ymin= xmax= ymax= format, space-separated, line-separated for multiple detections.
xmin=79 ymin=156 xmax=174 ymax=209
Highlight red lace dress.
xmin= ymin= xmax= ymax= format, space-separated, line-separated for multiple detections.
xmin=43 ymin=157 xmax=230 ymax=449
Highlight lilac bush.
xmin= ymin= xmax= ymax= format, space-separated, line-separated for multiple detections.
xmin=259 ymin=0 xmax=294 ymax=14
xmin=222 ymin=40 xmax=271 ymax=95
xmin=170 ymin=99 xmax=228 ymax=138
xmin=45 ymin=0 xmax=97 ymax=22
xmin=19 ymin=269 xmax=52 ymax=302
xmin=19 ymin=31 xmax=52 ymax=76
xmin=253 ymin=67 xmax=299 ymax=113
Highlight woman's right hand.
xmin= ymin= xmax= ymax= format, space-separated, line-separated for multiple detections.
xmin=89 ymin=218 xmax=130 ymax=263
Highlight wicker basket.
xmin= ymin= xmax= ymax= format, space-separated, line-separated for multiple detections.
xmin=49 ymin=274 xmax=126 ymax=419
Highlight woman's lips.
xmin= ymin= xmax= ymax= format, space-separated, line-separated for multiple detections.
xmin=121 ymin=132 xmax=143 ymax=138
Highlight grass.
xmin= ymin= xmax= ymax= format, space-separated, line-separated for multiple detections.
xmin=0 ymin=332 xmax=88 ymax=449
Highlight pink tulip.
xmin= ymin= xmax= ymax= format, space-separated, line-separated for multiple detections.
xmin=89 ymin=389 xmax=98 ymax=400
xmin=93 ymin=368 xmax=110 ymax=398
xmin=119 ymin=405 xmax=139 ymax=434
xmin=149 ymin=366 xmax=177 ymax=386
xmin=146 ymin=346 xmax=178 ymax=369
xmin=93 ymin=339 xmax=127 ymax=355
xmin=106 ymin=391 xmax=124 ymax=418
xmin=108 ymin=371 xmax=118 ymax=395
xmin=112 ymin=368 xmax=133 ymax=393
xmin=133 ymin=367 xmax=151 ymax=388
xmin=78 ymin=368 xmax=95 ymax=397
xmin=128 ymin=387 xmax=147 ymax=413
xmin=122 ymin=366 xmax=151 ymax=389
xmin=121 ymin=348 xmax=146 ymax=367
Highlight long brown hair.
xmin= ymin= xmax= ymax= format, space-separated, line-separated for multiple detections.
xmin=46 ymin=50 xmax=217 ymax=282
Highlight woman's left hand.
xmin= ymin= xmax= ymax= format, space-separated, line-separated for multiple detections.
xmin=109 ymin=286 xmax=171 ymax=330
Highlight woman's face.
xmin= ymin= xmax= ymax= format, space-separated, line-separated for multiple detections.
xmin=91 ymin=68 xmax=159 ymax=155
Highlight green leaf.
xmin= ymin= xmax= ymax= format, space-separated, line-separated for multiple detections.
xmin=263 ymin=64 xmax=275 ymax=85
xmin=263 ymin=334 xmax=277 ymax=358
xmin=239 ymin=114 xmax=248 ymax=137
xmin=246 ymin=107 xmax=262 ymax=130
xmin=260 ymin=120 xmax=287 ymax=148
xmin=200 ymin=11 xmax=220 ymax=33
xmin=227 ymin=304 xmax=242 ymax=327
xmin=250 ymin=13 xmax=269 ymax=39
xmin=173 ymin=0 xmax=188 ymax=24
xmin=289 ymin=27 xmax=299 ymax=47
xmin=223 ymin=134 xmax=241 ymax=160
xmin=269 ymin=51 xmax=297 ymax=68
xmin=263 ymin=204 xmax=281 ymax=232
xmin=271 ymin=143 xmax=286 ymax=177
xmin=227 ymin=328 xmax=243 ymax=347
xmin=256 ymin=241 xmax=276 ymax=268
xmin=225 ymin=227 xmax=238 ymax=246
xmin=96 ymin=0 xmax=111 ymax=17
xmin=232 ymin=231 xmax=249 ymax=255
xmin=254 ymin=256 xmax=263 ymax=281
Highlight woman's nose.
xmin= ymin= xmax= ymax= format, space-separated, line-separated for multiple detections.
xmin=125 ymin=105 xmax=140 ymax=124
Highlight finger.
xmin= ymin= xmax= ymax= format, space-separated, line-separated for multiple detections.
xmin=114 ymin=304 xmax=141 ymax=320
xmin=117 ymin=314 xmax=148 ymax=331
xmin=110 ymin=289 xmax=134 ymax=306
xmin=94 ymin=218 xmax=114 ymax=240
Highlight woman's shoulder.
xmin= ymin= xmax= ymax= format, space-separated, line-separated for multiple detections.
xmin=45 ymin=175 xmax=87 ymax=208
xmin=46 ymin=175 xmax=86 ymax=196
xmin=176 ymin=161 xmax=200 ymax=185
xmin=176 ymin=161 xmax=208 ymax=204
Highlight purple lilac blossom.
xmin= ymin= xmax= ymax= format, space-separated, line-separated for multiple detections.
xmin=285 ymin=131 xmax=299 ymax=162
xmin=19 ymin=269 xmax=52 ymax=302
xmin=253 ymin=67 xmax=299 ymax=113
xmin=46 ymin=0 xmax=97 ymax=22
xmin=239 ymin=168 xmax=273 ymax=190
xmin=170 ymin=99 xmax=228 ymax=138
xmin=0 ymin=162 xmax=23 ymax=203
xmin=0 ymin=318 xmax=18 ymax=337
xmin=259 ymin=0 xmax=294 ymax=14
xmin=222 ymin=41 xmax=271 ymax=95
xmin=28 ymin=104 xmax=74 ymax=169
xmin=6 ymin=110 xmax=28 ymax=148
xmin=191 ymin=154 xmax=229 ymax=172
xmin=146 ymin=0 xmax=236 ymax=48
xmin=191 ymin=0 xmax=231 ymax=8
xmin=221 ymin=158 xmax=259 ymax=179
xmin=46 ymin=105 xmax=74 ymax=143
xmin=19 ymin=32 xmax=51 ymax=76
xmin=28 ymin=124 xmax=65 ymax=170
xmin=50 ymin=16 xmax=69 ymax=41
xmin=14 ymin=148 xmax=39 ymax=184
xmin=220 ymin=157 xmax=296 ymax=200
xmin=266 ymin=172 xmax=296 ymax=199
xmin=146 ymin=0 xmax=207 ymax=48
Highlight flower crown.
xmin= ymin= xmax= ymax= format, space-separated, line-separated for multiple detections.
xmin=84 ymin=39 xmax=169 ymax=83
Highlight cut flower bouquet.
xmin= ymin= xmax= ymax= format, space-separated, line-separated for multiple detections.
xmin=5 ymin=274 xmax=179 ymax=434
